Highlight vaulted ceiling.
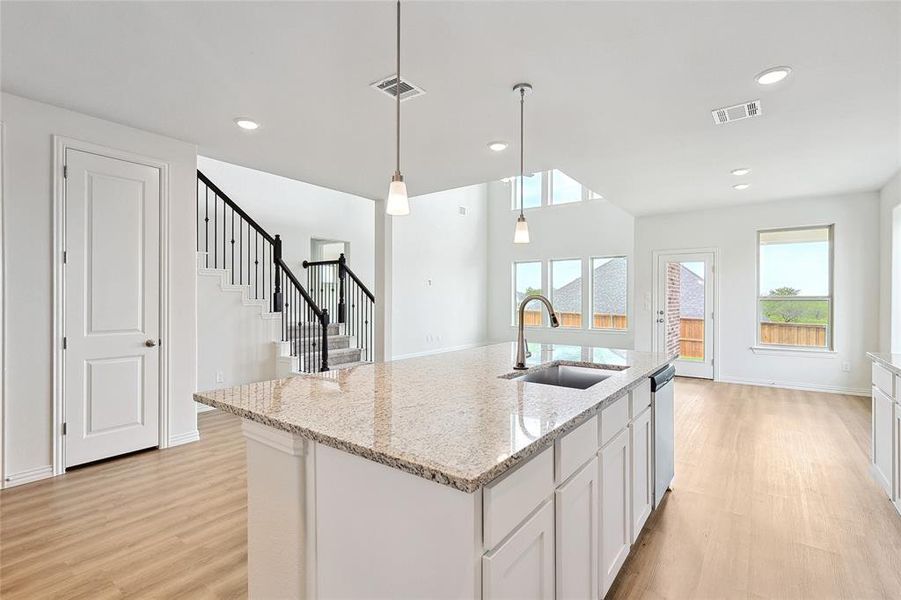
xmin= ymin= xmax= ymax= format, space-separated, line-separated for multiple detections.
xmin=2 ymin=1 xmax=898 ymax=214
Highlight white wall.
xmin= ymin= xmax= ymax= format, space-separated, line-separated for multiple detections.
xmin=1 ymin=93 xmax=198 ymax=484
xmin=635 ymin=191 xmax=880 ymax=394
xmin=196 ymin=271 xmax=279 ymax=392
xmin=197 ymin=157 xmax=375 ymax=289
xmin=879 ymin=170 xmax=901 ymax=353
xmin=486 ymin=181 xmax=636 ymax=348
xmin=392 ymin=184 xmax=489 ymax=358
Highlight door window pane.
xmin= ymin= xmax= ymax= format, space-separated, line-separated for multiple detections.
xmin=758 ymin=226 xmax=832 ymax=349
xmin=551 ymin=259 xmax=582 ymax=328
xmin=514 ymin=261 xmax=542 ymax=325
xmin=550 ymin=169 xmax=582 ymax=205
xmin=675 ymin=262 xmax=705 ymax=361
xmin=591 ymin=256 xmax=628 ymax=330
xmin=511 ymin=173 xmax=543 ymax=210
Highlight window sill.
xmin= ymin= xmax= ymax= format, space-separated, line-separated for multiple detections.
xmin=749 ymin=346 xmax=837 ymax=358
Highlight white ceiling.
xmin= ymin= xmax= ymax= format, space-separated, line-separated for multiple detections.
xmin=2 ymin=1 xmax=899 ymax=215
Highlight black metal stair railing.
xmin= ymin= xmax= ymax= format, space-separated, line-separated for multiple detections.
xmin=302 ymin=254 xmax=375 ymax=363
xmin=196 ymin=170 xmax=330 ymax=372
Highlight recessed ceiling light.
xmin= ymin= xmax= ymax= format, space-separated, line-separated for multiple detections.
xmin=731 ymin=168 xmax=751 ymax=176
xmin=488 ymin=141 xmax=508 ymax=152
xmin=733 ymin=183 xmax=750 ymax=190
xmin=234 ymin=118 xmax=259 ymax=130
xmin=755 ymin=66 xmax=791 ymax=85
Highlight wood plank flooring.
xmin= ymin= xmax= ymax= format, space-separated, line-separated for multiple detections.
xmin=609 ymin=379 xmax=901 ymax=599
xmin=2 ymin=380 xmax=900 ymax=598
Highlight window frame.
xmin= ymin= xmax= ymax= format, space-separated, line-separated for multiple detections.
xmin=549 ymin=257 xmax=585 ymax=329
xmin=755 ymin=224 xmax=834 ymax=351
xmin=508 ymin=170 xmax=602 ymax=210
xmin=512 ymin=260 xmax=545 ymax=327
xmin=589 ymin=255 xmax=630 ymax=332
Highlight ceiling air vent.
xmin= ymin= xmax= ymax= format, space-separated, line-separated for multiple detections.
xmin=711 ymin=99 xmax=762 ymax=125
xmin=371 ymin=74 xmax=426 ymax=102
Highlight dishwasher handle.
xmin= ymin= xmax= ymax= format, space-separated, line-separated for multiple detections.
xmin=650 ymin=365 xmax=676 ymax=392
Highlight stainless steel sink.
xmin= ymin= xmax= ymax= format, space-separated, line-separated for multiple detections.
xmin=513 ymin=365 xmax=621 ymax=390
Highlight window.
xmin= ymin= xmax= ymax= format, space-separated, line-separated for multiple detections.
xmin=590 ymin=256 xmax=628 ymax=330
xmin=513 ymin=261 xmax=543 ymax=326
xmin=551 ymin=259 xmax=583 ymax=328
xmin=757 ymin=226 xmax=833 ymax=349
xmin=550 ymin=169 xmax=582 ymax=205
xmin=510 ymin=173 xmax=543 ymax=210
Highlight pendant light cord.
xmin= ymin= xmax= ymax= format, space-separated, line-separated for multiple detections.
xmin=519 ymin=87 xmax=525 ymax=218
xmin=396 ymin=0 xmax=401 ymax=176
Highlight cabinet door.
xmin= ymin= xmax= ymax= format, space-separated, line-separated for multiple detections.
xmin=894 ymin=402 xmax=901 ymax=507
xmin=873 ymin=387 xmax=893 ymax=497
xmin=600 ymin=428 xmax=631 ymax=597
xmin=483 ymin=499 xmax=555 ymax=600
xmin=630 ymin=408 xmax=653 ymax=543
xmin=555 ymin=457 xmax=599 ymax=600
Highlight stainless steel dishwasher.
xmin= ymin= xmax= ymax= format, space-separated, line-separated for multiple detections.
xmin=651 ymin=364 xmax=676 ymax=508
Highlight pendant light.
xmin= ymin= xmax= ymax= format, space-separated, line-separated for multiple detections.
xmin=386 ymin=0 xmax=410 ymax=216
xmin=513 ymin=83 xmax=532 ymax=243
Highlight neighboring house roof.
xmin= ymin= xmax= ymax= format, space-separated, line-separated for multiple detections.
xmin=515 ymin=260 xmax=704 ymax=320
xmin=679 ymin=265 xmax=704 ymax=318
xmin=520 ymin=259 xmax=627 ymax=315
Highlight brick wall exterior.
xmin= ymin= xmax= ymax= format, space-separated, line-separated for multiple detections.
xmin=665 ymin=262 xmax=681 ymax=358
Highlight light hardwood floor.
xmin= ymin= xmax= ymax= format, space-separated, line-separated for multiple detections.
xmin=2 ymin=380 xmax=900 ymax=599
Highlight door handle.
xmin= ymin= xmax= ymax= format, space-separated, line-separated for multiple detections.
xmin=145 ymin=339 xmax=157 ymax=348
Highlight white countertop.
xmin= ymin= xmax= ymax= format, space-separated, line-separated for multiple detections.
xmin=194 ymin=343 xmax=674 ymax=492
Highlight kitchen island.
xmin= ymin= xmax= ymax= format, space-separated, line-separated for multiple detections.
xmin=195 ymin=343 xmax=674 ymax=599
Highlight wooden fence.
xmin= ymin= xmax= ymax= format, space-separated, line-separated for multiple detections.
xmin=523 ymin=310 xmax=627 ymax=330
xmin=678 ymin=318 xmax=827 ymax=359
xmin=759 ymin=322 xmax=827 ymax=348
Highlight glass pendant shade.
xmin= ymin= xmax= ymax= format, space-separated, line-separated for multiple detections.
xmin=513 ymin=215 xmax=530 ymax=244
xmin=386 ymin=177 xmax=410 ymax=216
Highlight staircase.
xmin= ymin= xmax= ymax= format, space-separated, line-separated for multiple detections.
xmin=196 ymin=170 xmax=374 ymax=374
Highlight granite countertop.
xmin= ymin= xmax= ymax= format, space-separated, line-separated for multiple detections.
xmin=194 ymin=343 xmax=674 ymax=493
xmin=868 ymin=352 xmax=901 ymax=376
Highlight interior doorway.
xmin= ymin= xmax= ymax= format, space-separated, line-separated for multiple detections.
xmin=654 ymin=251 xmax=716 ymax=379
xmin=311 ymin=238 xmax=349 ymax=263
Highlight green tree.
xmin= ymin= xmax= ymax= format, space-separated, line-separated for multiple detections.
xmin=769 ymin=286 xmax=801 ymax=296
xmin=524 ymin=286 xmax=542 ymax=297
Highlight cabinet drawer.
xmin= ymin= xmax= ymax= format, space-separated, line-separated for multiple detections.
xmin=600 ymin=395 xmax=629 ymax=447
xmin=873 ymin=362 xmax=895 ymax=398
xmin=556 ymin=415 xmax=599 ymax=484
xmin=629 ymin=379 xmax=651 ymax=418
xmin=483 ymin=446 xmax=554 ymax=550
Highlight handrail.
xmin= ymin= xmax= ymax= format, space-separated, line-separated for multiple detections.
xmin=302 ymin=257 xmax=375 ymax=302
xmin=277 ymin=258 xmax=325 ymax=319
xmin=197 ymin=170 xmax=275 ymax=245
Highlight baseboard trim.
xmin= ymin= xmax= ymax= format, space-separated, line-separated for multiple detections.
xmin=715 ymin=375 xmax=870 ymax=397
xmin=168 ymin=430 xmax=201 ymax=447
xmin=4 ymin=465 xmax=54 ymax=488
xmin=391 ymin=342 xmax=487 ymax=361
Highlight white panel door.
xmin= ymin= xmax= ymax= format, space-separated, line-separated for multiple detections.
xmin=64 ymin=149 xmax=161 ymax=467
xmin=599 ymin=428 xmax=631 ymax=597
xmin=555 ymin=456 xmax=599 ymax=600
xmin=894 ymin=400 xmax=901 ymax=508
xmin=630 ymin=407 xmax=653 ymax=542
xmin=483 ymin=499 xmax=555 ymax=600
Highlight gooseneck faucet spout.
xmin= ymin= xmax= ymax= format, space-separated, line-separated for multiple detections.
xmin=514 ymin=294 xmax=560 ymax=370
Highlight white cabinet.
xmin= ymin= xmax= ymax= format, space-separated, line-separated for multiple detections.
xmin=873 ymin=386 xmax=894 ymax=497
xmin=894 ymin=399 xmax=901 ymax=509
xmin=483 ymin=499 xmax=555 ymax=600
xmin=599 ymin=427 xmax=631 ymax=597
xmin=555 ymin=457 xmax=599 ymax=600
xmin=630 ymin=407 xmax=653 ymax=543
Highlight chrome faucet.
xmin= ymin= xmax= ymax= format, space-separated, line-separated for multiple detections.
xmin=514 ymin=294 xmax=560 ymax=370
